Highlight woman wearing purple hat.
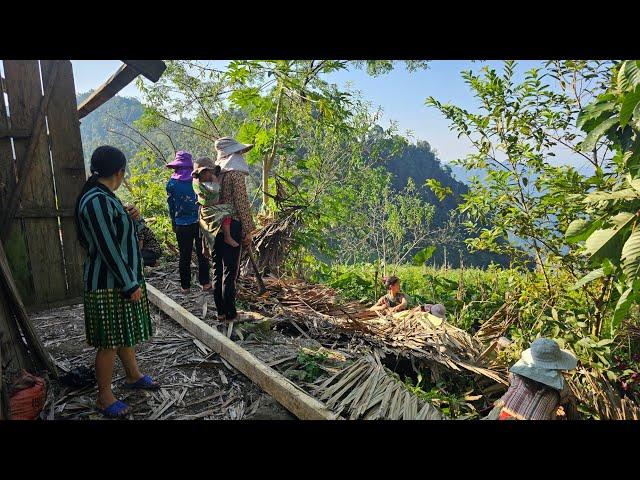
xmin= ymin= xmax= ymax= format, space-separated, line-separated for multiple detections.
xmin=166 ymin=151 xmax=211 ymax=293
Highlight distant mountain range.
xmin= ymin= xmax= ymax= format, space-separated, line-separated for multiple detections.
xmin=77 ymin=91 xmax=145 ymax=166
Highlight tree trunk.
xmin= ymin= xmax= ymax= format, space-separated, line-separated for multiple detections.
xmin=262 ymin=161 xmax=270 ymax=212
xmin=262 ymin=86 xmax=285 ymax=211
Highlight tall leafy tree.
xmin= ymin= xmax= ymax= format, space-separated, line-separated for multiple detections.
xmin=426 ymin=61 xmax=611 ymax=298
xmin=566 ymin=60 xmax=640 ymax=335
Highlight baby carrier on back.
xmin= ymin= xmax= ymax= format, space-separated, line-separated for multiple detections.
xmin=195 ymin=174 xmax=235 ymax=250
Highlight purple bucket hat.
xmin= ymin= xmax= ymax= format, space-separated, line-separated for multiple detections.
xmin=166 ymin=151 xmax=193 ymax=169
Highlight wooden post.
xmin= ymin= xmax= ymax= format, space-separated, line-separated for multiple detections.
xmin=41 ymin=60 xmax=87 ymax=299
xmin=146 ymin=284 xmax=338 ymax=420
xmin=77 ymin=61 xmax=166 ymax=119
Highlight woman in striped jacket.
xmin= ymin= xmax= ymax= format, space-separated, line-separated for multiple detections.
xmin=74 ymin=146 xmax=160 ymax=418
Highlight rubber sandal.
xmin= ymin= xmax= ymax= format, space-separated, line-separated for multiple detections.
xmin=123 ymin=375 xmax=161 ymax=390
xmin=98 ymin=400 xmax=130 ymax=418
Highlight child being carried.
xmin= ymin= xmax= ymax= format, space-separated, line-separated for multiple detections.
xmin=192 ymin=157 xmax=237 ymax=252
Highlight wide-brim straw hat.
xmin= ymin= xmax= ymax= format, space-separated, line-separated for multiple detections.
xmin=215 ymin=137 xmax=253 ymax=158
xmin=518 ymin=338 xmax=577 ymax=371
xmin=192 ymin=157 xmax=217 ymax=177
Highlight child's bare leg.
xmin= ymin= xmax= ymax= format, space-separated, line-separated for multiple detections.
xmin=223 ymin=222 xmax=239 ymax=247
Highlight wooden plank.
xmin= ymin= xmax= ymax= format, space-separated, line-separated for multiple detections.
xmin=1 ymin=62 xmax=36 ymax=302
xmin=0 ymin=239 xmax=57 ymax=377
xmin=2 ymin=60 xmax=67 ymax=306
xmin=0 ymin=291 xmax=35 ymax=381
xmin=0 ymin=127 xmax=31 ymax=139
xmin=0 ymin=64 xmax=15 ymax=218
xmin=0 ymin=60 xmax=61 ymax=236
xmin=0 ymin=292 xmax=34 ymax=377
xmin=25 ymin=296 xmax=83 ymax=314
xmin=41 ymin=60 xmax=86 ymax=299
xmin=122 ymin=60 xmax=167 ymax=83
xmin=0 ymin=64 xmax=33 ymax=300
xmin=77 ymin=64 xmax=139 ymax=119
xmin=146 ymin=284 xmax=338 ymax=420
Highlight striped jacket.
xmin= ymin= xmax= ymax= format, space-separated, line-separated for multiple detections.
xmin=77 ymin=183 xmax=143 ymax=296
xmin=495 ymin=373 xmax=570 ymax=420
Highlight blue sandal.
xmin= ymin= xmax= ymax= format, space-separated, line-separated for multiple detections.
xmin=123 ymin=375 xmax=161 ymax=390
xmin=98 ymin=400 xmax=131 ymax=418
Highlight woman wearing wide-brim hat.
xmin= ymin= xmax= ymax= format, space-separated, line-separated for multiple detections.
xmin=211 ymin=137 xmax=257 ymax=322
xmin=485 ymin=337 xmax=578 ymax=420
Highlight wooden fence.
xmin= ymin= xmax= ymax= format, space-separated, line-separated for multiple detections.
xmin=0 ymin=60 xmax=86 ymax=311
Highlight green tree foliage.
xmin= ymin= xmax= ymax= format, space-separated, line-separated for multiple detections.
xmin=77 ymin=62 xmax=505 ymax=270
xmin=567 ymin=60 xmax=640 ymax=336
xmin=82 ymin=60 xmax=469 ymax=271
xmin=426 ymin=61 xmax=612 ymax=292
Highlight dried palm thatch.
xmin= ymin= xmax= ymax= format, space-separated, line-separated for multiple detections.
xmin=237 ymin=276 xmax=376 ymax=325
xmin=238 ymin=276 xmax=509 ymax=386
xmin=250 ymin=206 xmax=303 ymax=273
xmin=364 ymin=310 xmax=509 ymax=385
xmin=473 ymin=303 xmax=514 ymax=343
xmin=244 ymin=176 xmax=307 ymax=274
xmin=314 ymin=350 xmax=446 ymax=420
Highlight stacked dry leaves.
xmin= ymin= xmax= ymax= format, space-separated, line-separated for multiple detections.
xmin=239 ymin=276 xmax=508 ymax=386
xmin=314 ymin=351 xmax=446 ymax=420
xmin=567 ymin=368 xmax=640 ymax=420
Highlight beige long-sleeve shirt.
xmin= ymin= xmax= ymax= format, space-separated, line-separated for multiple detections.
xmin=219 ymin=170 xmax=256 ymax=237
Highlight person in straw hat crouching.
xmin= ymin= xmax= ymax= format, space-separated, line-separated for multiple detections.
xmin=212 ymin=137 xmax=257 ymax=322
xmin=484 ymin=337 xmax=578 ymax=420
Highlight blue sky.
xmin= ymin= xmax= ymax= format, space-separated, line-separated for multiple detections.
xmin=71 ymin=60 xmax=581 ymax=169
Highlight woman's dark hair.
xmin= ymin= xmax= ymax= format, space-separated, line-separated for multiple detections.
xmin=74 ymin=146 xmax=127 ymax=249
xmin=213 ymin=165 xmax=222 ymax=176
xmin=383 ymin=275 xmax=400 ymax=289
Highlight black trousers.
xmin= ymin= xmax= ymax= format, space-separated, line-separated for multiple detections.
xmin=212 ymin=219 xmax=242 ymax=319
xmin=175 ymin=223 xmax=210 ymax=289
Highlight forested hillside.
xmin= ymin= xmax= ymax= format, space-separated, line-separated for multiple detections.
xmin=76 ymin=92 xmax=505 ymax=268
xmin=77 ymin=91 xmax=144 ymax=163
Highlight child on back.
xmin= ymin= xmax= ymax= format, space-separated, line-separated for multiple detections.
xmin=192 ymin=157 xmax=237 ymax=252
